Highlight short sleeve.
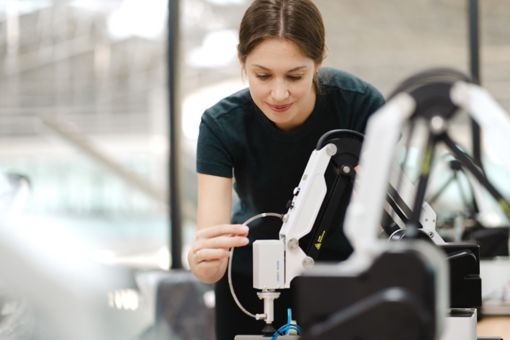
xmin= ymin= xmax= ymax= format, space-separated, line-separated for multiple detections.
xmin=196 ymin=115 xmax=234 ymax=178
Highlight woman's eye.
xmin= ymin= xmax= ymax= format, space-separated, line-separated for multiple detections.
xmin=256 ymin=74 xmax=270 ymax=80
xmin=287 ymin=75 xmax=303 ymax=81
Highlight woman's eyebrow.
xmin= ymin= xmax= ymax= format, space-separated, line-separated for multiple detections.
xmin=250 ymin=64 xmax=308 ymax=72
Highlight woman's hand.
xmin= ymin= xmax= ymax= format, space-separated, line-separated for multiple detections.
xmin=188 ymin=223 xmax=249 ymax=284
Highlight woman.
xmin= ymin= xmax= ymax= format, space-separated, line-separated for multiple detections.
xmin=188 ymin=0 xmax=385 ymax=338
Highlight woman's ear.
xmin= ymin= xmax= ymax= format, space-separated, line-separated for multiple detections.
xmin=239 ymin=57 xmax=246 ymax=72
xmin=239 ymin=62 xmax=247 ymax=82
xmin=314 ymin=62 xmax=322 ymax=74
xmin=313 ymin=63 xmax=322 ymax=85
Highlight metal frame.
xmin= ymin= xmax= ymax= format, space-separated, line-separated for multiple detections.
xmin=168 ymin=0 xmax=183 ymax=269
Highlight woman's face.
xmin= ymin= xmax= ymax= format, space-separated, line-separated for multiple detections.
xmin=243 ymin=38 xmax=320 ymax=131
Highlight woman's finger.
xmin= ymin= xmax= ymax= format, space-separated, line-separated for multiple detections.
xmin=193 ymin=248 xmax=230 ymax=263
xmin=196 ymin=224 xmax=248 ymax=239
xmin=194 ymin=235 xmax=249 ymax=252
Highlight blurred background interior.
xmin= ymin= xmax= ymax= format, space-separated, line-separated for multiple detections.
xmin=0 ymin=0 xmax=509 ymax=339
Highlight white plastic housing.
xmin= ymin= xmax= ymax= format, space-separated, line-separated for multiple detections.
xmin=253 ymin=240 xmax=284 ymax=289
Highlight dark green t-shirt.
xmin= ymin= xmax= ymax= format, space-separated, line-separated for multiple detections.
xmin=197 ymin=67 xmax=385 ymax=274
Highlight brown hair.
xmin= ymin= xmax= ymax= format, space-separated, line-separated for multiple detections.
xmin=237 ymin=0 xmax=326 ymax=66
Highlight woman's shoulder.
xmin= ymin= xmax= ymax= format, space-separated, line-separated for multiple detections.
xmin=202 ymin=87 xmax=253 ymax=122
xmin=318 ymin=67 xmax=379 ymax=96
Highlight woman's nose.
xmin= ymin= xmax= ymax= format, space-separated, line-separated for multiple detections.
xmin=271 ymin=80 xmax=289 ymax=101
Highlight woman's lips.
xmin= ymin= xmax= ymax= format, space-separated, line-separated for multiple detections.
xmin=268 ymin=103 xmax=292 ymax=112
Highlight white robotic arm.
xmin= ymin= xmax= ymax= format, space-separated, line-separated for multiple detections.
xmin=251 ymin=143 xmax=337 ymax=327
xmin=451 ymin=82 xmax=510 ymax=175
xmin=253 ymin=143 xmax=337 ymax=291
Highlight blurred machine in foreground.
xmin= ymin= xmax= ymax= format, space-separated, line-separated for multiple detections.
xmin=297 ymin=68 xmax=510 ymax=339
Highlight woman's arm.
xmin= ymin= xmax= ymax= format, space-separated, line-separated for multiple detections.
xmin=188 ymin=173 xmax=249 ymax=284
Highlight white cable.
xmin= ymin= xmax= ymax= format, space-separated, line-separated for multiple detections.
xmin=227 ymin=212 xmax=284 ymax=319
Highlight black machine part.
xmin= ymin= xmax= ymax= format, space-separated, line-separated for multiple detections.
xmin=384 ymin=221 xmax=481 ymax=309
xmin=295 ymin=243 xmax=440 ymax=340
xmin=440 ymin=243 xmax=481 ymax=309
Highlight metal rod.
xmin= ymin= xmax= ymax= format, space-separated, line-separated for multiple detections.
xmin=468 ymin=0 xmax=483 ymax=170
xmin=168 ymin=0 xmax=183 ymax=269
xmin=468 ymin=0 xmax=481 ymax=85
xmin=408 ymin=131 xmax=436 ymax=238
